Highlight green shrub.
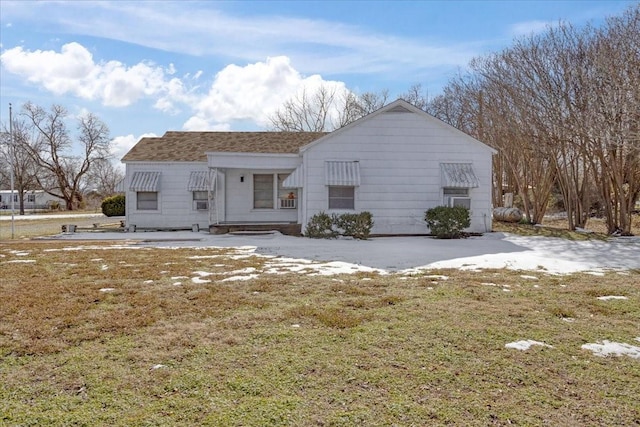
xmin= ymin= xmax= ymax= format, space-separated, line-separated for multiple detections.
xmin=101 ymin=194 xmax=125 ymax=217
xmin=334 ymin=212 xmax=374 ymax=240
xmin=425 ymin=205 xmax=470 ymax=239
xmin=305 ymin=211 xmax=374 ymax=239
xmin=305 ymin=212 xmax=337 ymax=238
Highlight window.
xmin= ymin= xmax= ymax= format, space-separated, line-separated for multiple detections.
xmin=193 ymin=191 xmax=208 ymax=210
xmin=253 ymin=174 xmax=274 ymax=209
xmin=443 ymin=188 xmax=470 ymax=209
xmin=328 ymin=186 xmax=355 ymax=209
xmin=27 ymin=194 xmax=36 ymax=203
xmin=253 ymin=174 xmax=299 ymax=209
xmin=278 ymin=174 xmax=297 ymax=209
xmin=137 ymin=191 xmax=158 ymax=210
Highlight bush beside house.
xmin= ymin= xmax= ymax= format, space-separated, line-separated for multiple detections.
xmin=305 ymin=212 xmax=374 ymax=239
xmin=101 ymin=194 xmax=125 ymax=217
xmin=425 ymin=206 xmax=470 ymax=239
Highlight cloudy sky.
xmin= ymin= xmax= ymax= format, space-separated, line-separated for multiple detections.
xmin=0 ymin=0 xmax=634 ymax=164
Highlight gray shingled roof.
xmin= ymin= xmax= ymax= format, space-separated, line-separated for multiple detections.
xmin=122 ymin=131 xmax=328 ymax=162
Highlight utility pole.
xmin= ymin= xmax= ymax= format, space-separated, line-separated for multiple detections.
xmin=9 ymin=103 xmax=15 ymax=239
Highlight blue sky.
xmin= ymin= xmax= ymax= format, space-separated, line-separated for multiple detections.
xmin=0 ymin=0 xmax=635 ymax=164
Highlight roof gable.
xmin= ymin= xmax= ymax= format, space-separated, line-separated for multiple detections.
xmin=122 ymin=131 xmax=327 ymax=162
xmin=299 ymin=99 xmax=497 ymax=154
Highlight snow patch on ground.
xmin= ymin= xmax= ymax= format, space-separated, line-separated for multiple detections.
xmin=505 ymin=340 xmax=553 ymax=351
xmin=597 ymin=296 xmax=628 ymax=301
xmin=581 ymin=341 xmax=640 ymax=359
xmin=221 ymin=274 xmax=260 ymax=282
xmin=44 ymin=230 xmax=640 ymax=274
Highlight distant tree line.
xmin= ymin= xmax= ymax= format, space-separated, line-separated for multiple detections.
xmin=269 ymin=4 xmax=639 ymax=235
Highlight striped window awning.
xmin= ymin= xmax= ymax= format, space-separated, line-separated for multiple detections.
xmin=325 ymin=161 xmax=361 ymax=186
xmin=282 ymin=165 xmax=303 ymax=189
xmin=187 ymin=171 xmax=210 ymax=191
xmin=130 ymin=171 xmax=161 ymax=191
xmin=441 ymin=163 xmax=479 ymax=188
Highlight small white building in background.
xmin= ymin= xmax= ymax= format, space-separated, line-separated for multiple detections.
xmin=0 ymin=190 xmax=65 ymax=211
xmin=121 ymin=99 xmax=496 ymax=235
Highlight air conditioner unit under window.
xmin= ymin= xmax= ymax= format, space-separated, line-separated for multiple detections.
xmin=449 ymin=197 xmax=471 ymax=210
xmin=194 ymin=201 xmax=208 ymax=210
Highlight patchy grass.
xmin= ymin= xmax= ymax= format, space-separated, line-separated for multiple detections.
xmin=492 ymin=221 xmax=610 ymax=240
xmin=1 ymin=241 xmax=639 ymax=425
xmin=493 ymin=213 xmax=640 ymax=239
xmin=0 ymin=212 xmax=114 ymax=240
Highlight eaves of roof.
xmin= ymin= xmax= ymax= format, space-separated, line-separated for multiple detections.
xmin=121 ymin=131 xmax=327 ymax=162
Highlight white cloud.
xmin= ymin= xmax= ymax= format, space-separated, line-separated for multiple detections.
xmin=1 ymin=39 xmax=354 ymax=130
xmin=182 ymin=116 xmax=230 ymax=131
xmin=509 ymin=20 xmax=554 ymax=37
xmin=1 ymin=1 xmax=475 ymax=77
xmin=0 ymin=42 xmax=186 ymax=108
xmin=110 ymin=133 xmax=156 ymax=162
xmin=183 ymin=56 xmax=349 ymax=130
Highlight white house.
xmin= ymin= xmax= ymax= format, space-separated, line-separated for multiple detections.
xmin=0 ymin=190 xmax=65 ymax=211
xmin=121 ymin=99 xmax=496 ymax=235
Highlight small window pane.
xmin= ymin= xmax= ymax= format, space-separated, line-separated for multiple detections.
xmin=328 ymin=186 xmax=354 ymax=209
xmin=443 ymin=188 xmax=469 ymax=197
xmin=192 ymin=191 xmax=208 ymax=201
xmin=193 ymin=191 xmax=208 ymax=210
xmin=254 ymin=174 xmax=274 ymax=209
xmin=137 ymin=192 xmax=158 ymax=210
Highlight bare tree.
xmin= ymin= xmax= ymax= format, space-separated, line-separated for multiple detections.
xmin=357 ymin=89 xmax=390 ymax=115
xmin=428 ymin=5 xmax=639 ymax=233
xmin=399 ymin=83 xmax=430 ymax=111
xmin=86 ymin=158 xmax=124 ymax=197
xmin=19 ymin=103 xmax=111 ymax=210
xmin=269 ymin=85 xmax=391 ymax=132
xmin=0 ymin=120 xmax=40 ymax=214
xmin=585 ymin=5 xmax=640 ymax=234
xmin=269 ymin=85 xmax=342 ymax=132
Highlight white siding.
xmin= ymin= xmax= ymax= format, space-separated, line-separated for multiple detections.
xmin=0 ymin=190 xmax=65 ymax=210
xmin=301 ymin=110 xmax=494 ymax=234
xmin=224 ymin=169 xmax=298 ymax=223
xmin=124 ymin=163 xmax=300 ymax=229
xmin=125 ymin=162 xmax=211 ymax=230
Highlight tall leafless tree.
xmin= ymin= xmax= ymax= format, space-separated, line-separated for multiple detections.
xmin=427 ymin=4 xmax=639 ymax=233
xmin=269 ymin=85 xmax=391 ymax=132
xmin=19 ymin=102 xmax=111 ymax=210
xmin=86 ymin=158 xmax=124 ymax=197
xmin=0 ymin=120 xmax=39 ymax=214
xmin=269 ymin=85 xmax=343 ymax=132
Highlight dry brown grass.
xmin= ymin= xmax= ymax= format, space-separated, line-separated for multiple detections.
xmin=492 ymin=213 xmax=640 ymax=240
xmin=542 ymin=214 xmax=640 ymax=234
xmin=0 ymin=212 xmax=119 ymax=240
xmin=1 ymin=240 xmax=639 ymax=426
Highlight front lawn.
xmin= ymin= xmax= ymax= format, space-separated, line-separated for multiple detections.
xmin=1 ymin=241 xmax=638 ymax=426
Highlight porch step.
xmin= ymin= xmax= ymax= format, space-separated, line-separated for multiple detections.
xmin=228 ymin=230 xmax=279 ymax=236
xmin=210 ymin=223 xmax=302 ymax=236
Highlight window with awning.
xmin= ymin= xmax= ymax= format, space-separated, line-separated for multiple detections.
xmin=130 ymin=172 xmax=161 ymax=191
xmin=187 ymin=171 xmax=209 ymax=191
xmin=325 ymin=161 xmax=360 ymax=186
xmin=440 ymin=163 xmax=479 ymax=188
xmin=282 ymin=165 xmax=303 ymax=188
